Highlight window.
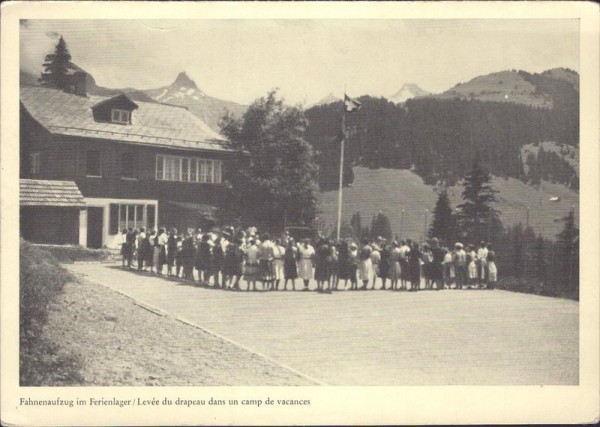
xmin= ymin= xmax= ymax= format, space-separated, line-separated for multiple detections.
xmin=110 ymin=203 xmax=150 ymax=235
xmin=121 ymin=152 xmax=135 ymax=178
xmin=111 ymin=109 xmax=130 ymax=124
xmin=155 ymin=155 xmax=222 ymax=184
xmin=30 ymin=152 xmax=40 ymax=175
xmin=86 ymin=150 xmax=102 ymax=177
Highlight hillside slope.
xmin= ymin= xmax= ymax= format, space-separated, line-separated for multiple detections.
xmin=317 ymin=167 xmax=578 ymax=241
xmin=430 ymin=70 xmax=553 ymax=108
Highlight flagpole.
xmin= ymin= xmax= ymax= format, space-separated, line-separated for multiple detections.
xmin=336 ymin=99 xmax=346 ymax=241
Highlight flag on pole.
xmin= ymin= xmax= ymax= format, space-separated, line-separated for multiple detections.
xmin=344 ymin=94 xmax=361 ymax=112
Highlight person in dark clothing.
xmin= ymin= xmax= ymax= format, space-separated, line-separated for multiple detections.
xmin=408 ymin=241 xmax=422 ymax=291
xmin=181 ymin=233 xmax=196 ymax=281
xmin=137 ymin=227 xmax=147 ymax=271
xmin=212 ymin=237 xmax=225 ymax=288
xmin=379 ymin=242 xmax=390 ymax=290
xmin=430 ymin=238 xmax=445 ymax=290
xmin=283 ymin=239 xmax=298 ymax=291
xmin=314 ymin=239 xmax=332 ymax=292
xmin=336 ymin=240 xmax=353 ymax=290
xmin=196 ymin=234 xmax=213 ymax=285
xmin=224 ymin=238 xmax=244 ymax=290
xmin=167 ymin=228 xmax=178 ymax=277
xmin=125 ymin=227 xmax=136 ymax=269
xmin=329 ymin=240 xmax=339 ymax=291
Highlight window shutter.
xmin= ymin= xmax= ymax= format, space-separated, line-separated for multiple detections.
xmin=109 ymin=204 xmax=119 ymax=235
xmin=147 ymin=205 xmax=156 ymax=230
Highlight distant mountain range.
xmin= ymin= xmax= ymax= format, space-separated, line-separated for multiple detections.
xmin=309 ymin=67 xmax=579 ymax=109
xmin=21 ymin=65 xmax=579 ymax=132
xmin=389 ymin=83 xmax=430 ymax=103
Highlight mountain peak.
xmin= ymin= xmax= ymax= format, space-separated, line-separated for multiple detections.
xmin=173 ymin=71 xmax=197 ymax=88
xmin=310 ymin=93 xmax=340 ymax=108
xmin=389 ymin=83 xmax=430 ymax=104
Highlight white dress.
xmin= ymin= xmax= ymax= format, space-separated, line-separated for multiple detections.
xmin=468 ymin=251 xmax=478 ymax=279
xmin=357 ymin=246 xmax=373 ymax=281
xmin=487 ymin=259 xmax=498 ymax=282
xmin=298 ymin=244 xmax=315 ymax=280
xmin=273 ymin=245 xmax=286 ymax=280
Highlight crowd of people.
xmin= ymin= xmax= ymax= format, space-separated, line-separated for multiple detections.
xmin=119 ymin=226 xmax=498 ymax=293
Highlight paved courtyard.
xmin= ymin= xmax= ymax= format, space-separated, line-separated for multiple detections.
xmin=66 ymin=263 xmax=579 ymax=386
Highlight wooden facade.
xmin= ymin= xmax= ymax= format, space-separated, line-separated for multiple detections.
xmin=20 ymin=88 xmax=240 ymax=248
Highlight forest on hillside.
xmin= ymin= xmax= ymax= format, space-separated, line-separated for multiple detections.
xmin=305 ymin=71 xmax=578 ymax=190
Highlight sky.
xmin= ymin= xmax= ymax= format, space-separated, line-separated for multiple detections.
xmin=20 ymin=19 xmax=579 ymax=106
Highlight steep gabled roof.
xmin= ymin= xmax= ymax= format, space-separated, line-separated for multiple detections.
xmin=92 ymin=94 xmax=139 ymax=111
xmin=20 ymin=179 xmax=85 ymax=207
xmin=20 ymin=86 xmax=234 ymax=153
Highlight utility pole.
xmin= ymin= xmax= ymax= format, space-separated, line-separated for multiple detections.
xmin=423 ymin=209 xmax=429 ymax=242
xmin=336 ymin=107 xmax=346 ymax=241
xmin=400 ymin=209 xmax=405 ymax=239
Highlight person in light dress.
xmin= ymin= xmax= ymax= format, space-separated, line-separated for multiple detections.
xmin=298 ymin=239 xmax=315 ymax=291
xmin=272 ymin=239 xmax=286 ymax=291
xmin=244 ymin=239 xmax=260 ymax=291
xmin=486 ymin=244 xmax=498 ymax=289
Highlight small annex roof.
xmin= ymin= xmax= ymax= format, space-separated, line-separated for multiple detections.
xmin=20 ymin=86 xmax=234 ymax=153
xmin=20 ymin=179 xmax=86 ymax=208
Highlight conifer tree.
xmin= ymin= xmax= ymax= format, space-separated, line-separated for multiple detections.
xmin=39 ymin=36 xmax=73 ymax=90
xmin=370 ymin=211 xmax=393 ymax=241
xmin=428 ymin=190 xmax=456 ymax=245
xmin=556 ymin=209 xmax=579 ymax=294
xmin=534 ymin=234 xmax=547 ymax=284
xmin=350 ymin=211 xmax=363 ymax=239
xmin=456 ymin=155 xmax=502 ymax=242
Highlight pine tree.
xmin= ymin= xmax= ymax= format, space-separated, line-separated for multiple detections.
xmin=456 ymin=155 xmax=502 ymax=243
xmin=350 ymin=211 xmax=363 ymax=239
xmin=331 ymin=220 xmax=355 ymax=240
xmin=39 ymin=36 xmax=73 ymax=90
xmin=428 ymin=189 xmax=456 ymax=245
xmin=370 ymin=211 xmax=393 ymax=241
xmin=556 ymin=209 xmax=579 ymax=295
xmin=534 ymin=234 xmax=547 ymax=284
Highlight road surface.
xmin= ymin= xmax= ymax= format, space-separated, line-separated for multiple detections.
xmin=66 ymin=262 xmax=579 ymax=385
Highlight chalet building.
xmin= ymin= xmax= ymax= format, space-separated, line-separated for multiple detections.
xmin=20 ymin=83 xmax=240 ymax=248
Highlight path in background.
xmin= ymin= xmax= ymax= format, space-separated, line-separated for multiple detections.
xmin=67 ymin=262 xmax=579 ymax=386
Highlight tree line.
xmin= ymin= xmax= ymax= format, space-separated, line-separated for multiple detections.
xmin=305 ymin=76 xmax=578 ymax=189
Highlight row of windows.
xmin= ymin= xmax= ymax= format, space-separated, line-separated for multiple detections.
xmin=156 ymin=155 xmax=222 ymax=184
xmin=29 ymin=152 xmax=223 ymax=184
xmin=109 ymin=203 xmax=156 ymax=235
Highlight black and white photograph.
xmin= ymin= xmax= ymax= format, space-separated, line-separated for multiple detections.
xmin=2 ymin=2 xmax=599 ymax=426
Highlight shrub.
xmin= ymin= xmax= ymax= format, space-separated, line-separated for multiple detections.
xmin=20 ymin=240 xmax=84 ymax=385
xmin=33 ymin=244 xmax=112 ymax=264
xmin=496 ymin=276 xmax=545 ymax=296
xmin=495 ymin=276 xmax=577 ymax=300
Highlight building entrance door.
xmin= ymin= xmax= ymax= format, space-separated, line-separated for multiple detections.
xmin=87 ymin=207 xmax=103 ymax=249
